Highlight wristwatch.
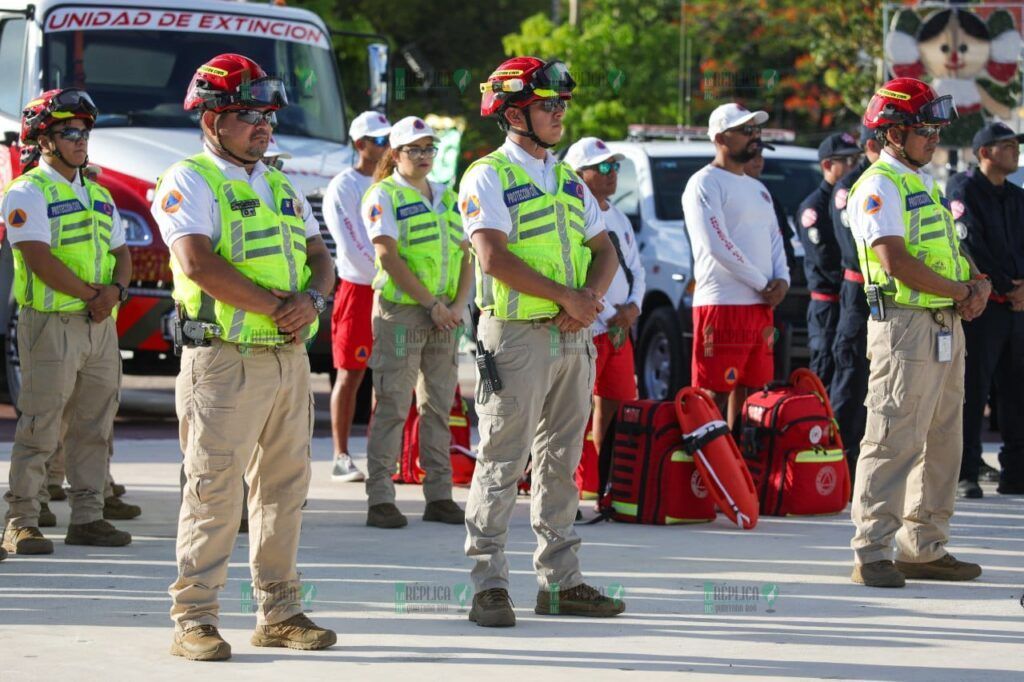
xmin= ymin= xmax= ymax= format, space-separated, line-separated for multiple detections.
xmin=115 ymin=283 xmax=129 ymax=303
xmin=306 ymin=288 xmax=326 ymax=314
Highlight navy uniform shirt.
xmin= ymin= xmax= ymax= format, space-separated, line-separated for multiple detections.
xmin=830 ymin=157 xmax=871 ymax=273
xmin=797 ymin=179 xmax=842 ymax=294
xmin=946 ymin=168 xmax=1024 ymax=295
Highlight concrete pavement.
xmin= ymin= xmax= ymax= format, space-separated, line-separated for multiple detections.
xmin=1 ymin=436 xmax=1022 ymax=682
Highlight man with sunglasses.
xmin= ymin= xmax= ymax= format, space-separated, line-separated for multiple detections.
xmin=682 ymin=103 xmax=790 ymax=428
xmin=564 ymin=137 xmax=646 ymax=496
xmin=946 ymin=122 xmax=1024 ymax=500
xmin=796 ymin=132 xmax=863 ymax=389
xmin=3 ymin=88 xmax=133 ymax=557
xmin=459 ymin=57 xmax=621 ymax=627
xmin=847 ymin=77 xmax=988 ymax=588
xmin=154 ymin=53 xmax=336 ymax=660
xmin=323 ymin=111 xmax=392 ymax=483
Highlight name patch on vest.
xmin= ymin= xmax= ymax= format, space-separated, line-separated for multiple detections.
xmin=905 ymin=192 xmax=933 ymax=210
xmin=92 ymin=200 xmax=114 ymax=217
xmin=231 ymin=199 xmax=261 ymax=217
xmin=503 ymin=183 xmax=543 ymax=207
xmin=47 ymin=199 xmax=86 ymax=218
xmin=940 ymin=197 xmax=951 ymax=212
xmin=396 ymin=202 xmax=429 ymax=220
xmin=562 ymin=180 xmax=585 ymax=200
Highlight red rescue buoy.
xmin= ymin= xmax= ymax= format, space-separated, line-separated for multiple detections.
xmin=675 ymin=387 xmax=759 ymax=529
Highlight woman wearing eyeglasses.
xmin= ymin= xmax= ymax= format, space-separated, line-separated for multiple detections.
xmin=360 ymin=115 xmax=472 ymax=530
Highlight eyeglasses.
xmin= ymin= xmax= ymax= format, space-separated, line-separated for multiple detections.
xmin=911 ymin=124 xmax=943 ymax=138
xmin=365 ymin=135 xmax=389 ymax=147
xmin=56 ymin=127 xmax=90 ymax=142
xmin=235 ymin=109 xmax=277 ymax=127
xmin=588 ymin=161 xmax=620 ymax=175
xmin=537 ymin=98 xmax=568 ymax=114
xmin=728 ymin=124 xmax=762 ymax=136
xmin=401 ymin=145 xmax=438 ymax=160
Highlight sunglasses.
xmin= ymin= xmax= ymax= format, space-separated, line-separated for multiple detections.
xmin=56 ymin=127 xmax=90 ymax=142
xmin=401 ymin=145 xmax=438 ymax=160
xmin=911 ymin=124 xmax=943 ymax=138
xmin=537 ymin=98 xmax=568 ymax=114
xmin=588 ymin=160 xmax=620 ymax=175
xmin=728 ymin=124 xmax=762 ymax=136
xmin=365 ymin=135 xmax=389 ymax=147
xmin=235 ymin=109 xmax=277 ymax=127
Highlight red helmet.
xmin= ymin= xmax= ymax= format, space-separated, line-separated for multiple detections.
xmin=863 ymin=77 xmax=957 ymax=129
xmin=480 ymin=57 xmax=575 ymax=117
xmin=20 ymin=88 xmax=98 ymax=145
xmin=184 ymin=53 xmax=288 ymax=113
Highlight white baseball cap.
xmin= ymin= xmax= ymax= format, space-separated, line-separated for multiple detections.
xmin=564 ymin=136 xmax=624 ymax=171
xmin=389 ymin=116 xmax=440 ymax=148
xmin=349 ymin=110 xmax=392 ymax=140
xmin=707 ymin=103 xmax=769 ymax=138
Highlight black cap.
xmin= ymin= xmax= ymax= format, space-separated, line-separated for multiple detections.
xmin=818 ymin=132 xmax=862 ymax=161
xmin=971 ymin=121 xmax=1024 ymax=155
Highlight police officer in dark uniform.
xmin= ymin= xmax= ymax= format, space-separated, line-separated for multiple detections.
xmin=797 ymin=133 xmax=862 ymax=387
xmin=946 ymin=122 xmax=1024 ymax=499
xmin=829 ymin=127 xmax=882 ymax=482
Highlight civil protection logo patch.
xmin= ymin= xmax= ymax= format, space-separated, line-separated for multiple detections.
xmin=864 ymin=194 xmax=882 ymax=215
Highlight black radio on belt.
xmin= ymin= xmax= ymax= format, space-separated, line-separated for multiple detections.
xmin=171 ymin=302 xmax=222 ymax=355
xmin=865 ymin=284 xmax=886 ymax=322
xmin=476 ymin=340 xmax=503 ymax=393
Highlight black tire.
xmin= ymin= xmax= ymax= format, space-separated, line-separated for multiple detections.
xmin=4 ymin=303 xmax=21 ymax=409
xmin=636 ymin=306 xmax=689 ymax=400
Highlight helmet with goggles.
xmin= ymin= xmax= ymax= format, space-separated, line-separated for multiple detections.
xmin=184 ymin=53 xmax=288 ymax=113
xmin=21 ymin=88 xmax=98 ymax=146
xmin=480 ymin=57 xmax=575 ymax=118
xmin=863 ymin=77 xmax=957 ymax=130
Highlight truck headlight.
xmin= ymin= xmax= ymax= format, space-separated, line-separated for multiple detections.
xmin=121 ymin=210 xmax=154 ymax=247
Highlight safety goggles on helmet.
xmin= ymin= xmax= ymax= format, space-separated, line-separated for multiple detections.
xmin=479 ymin=60 xmax=576 ymax=101
xmin=916 ymin=94 xmax=957 ymax=125
xmin=203 ymin=77 xmax=288 ymax=111
xmin=23 ymin=88 xmax=98 ymax=127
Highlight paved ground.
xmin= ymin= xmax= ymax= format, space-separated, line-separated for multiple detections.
xmin=1 ymin=429 xmax=1022 ymax=681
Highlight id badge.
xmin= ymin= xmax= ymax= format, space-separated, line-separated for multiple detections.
xmin=936 ymin=329 xmax=952 ymax=363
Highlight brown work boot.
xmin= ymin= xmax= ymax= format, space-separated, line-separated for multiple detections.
xmin=895 ymin=554 xmax=982 ymax=581
xmin=110 ymin=482 xmax=126 ymax=497
xmin=47 ymin=484 xmax=67 ymax=502
xmin=170 ymin=624 xmax=231 ymax=661
xmin=367 ymin=503 xmax=408 ymax=528
xmin=65 ymin=520 xmax=131 ymax=547
xmin=103 ymin=496 xmax=141 ymax=520
xmin=851 ymin=560 xmax=906 ymax=587
xmin=3 ymin=525 xmax=54 ymax=555
xmin=251 ymin=613 xmax=336 ymax=650
xmin=468 ymin=588 xmax=516 ymax=627
xmin=38 ymin=503 xmax=57 ymax=528
xmin=535 ymin=583 xmax=625 ymax=617
xmin=423 ymin=499 xmax=465 ymax=524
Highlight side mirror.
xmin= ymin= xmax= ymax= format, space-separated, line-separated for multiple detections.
xmin=368 ymin=43 xmax=388 ymax=113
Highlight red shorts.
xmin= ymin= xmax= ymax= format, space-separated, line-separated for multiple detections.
xmin=331 ymin=279 xmax=374 ymax=370
xmin=593 ymin=332 xmax=638 ymax=401
xmin=692 ymin=304 xmax=775 ymax=392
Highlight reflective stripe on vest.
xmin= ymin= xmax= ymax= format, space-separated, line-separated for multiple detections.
xmin=7 ymin=169 xmax=115 ymax=312
xmin=851 ymin=162 xmax=969 ymax=309
xmin=465 ymin=151 xmax=590 ymax=320
xmin=370 ymin=176 xmax=463 ymax=305
xmin=165 ymin=154 xmax=316 ymax=345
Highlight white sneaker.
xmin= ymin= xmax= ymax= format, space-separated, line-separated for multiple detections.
xmin=331 ymin=453 xmax=366 ymax=482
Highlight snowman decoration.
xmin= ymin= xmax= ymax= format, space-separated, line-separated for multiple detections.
xmin=886 ymin=6 xmax=1022 ymax=146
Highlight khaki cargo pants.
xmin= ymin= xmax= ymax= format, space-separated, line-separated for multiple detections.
xmin=465 ymin=315 xmax=595 ymax=591
xmin=40 ymin=436 xmax=116 ymax=501
xmin=5 ymin=308 xmax=120 ymax=528
xmin=851 ymin=306 xmax=965 ymax=565
xmin=169 ymin=340 xmax=313 ymax=629
xmin=365 ymin=298 xmax=459 ymax=506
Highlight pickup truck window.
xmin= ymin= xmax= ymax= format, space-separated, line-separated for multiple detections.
xmin=44 ymin=29 xmax=346 ymax=143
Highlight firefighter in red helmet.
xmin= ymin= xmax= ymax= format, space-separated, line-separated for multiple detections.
xmin=459 ymin=57 xmax=622 ymax=626
xmin=157 ymin=53 xmax=336 ymax=660
xmin=3 ymin=88 xmax=133 ymax=557
xmin=847 ymin=77 xmax=989 ymax=587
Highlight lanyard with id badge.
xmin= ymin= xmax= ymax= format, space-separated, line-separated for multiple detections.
xmin=932 ymin=310 xmax=953 ymax=363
